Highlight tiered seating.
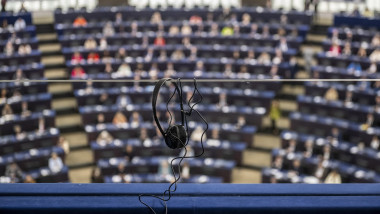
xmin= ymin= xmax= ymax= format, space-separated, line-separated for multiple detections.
xmin=55 ymin=6 xmax=311 ymax=183
xmin=263 ymin=18 xmax=380 ymax=184
xmin=0 ymin=13 xmax=68 ymax=183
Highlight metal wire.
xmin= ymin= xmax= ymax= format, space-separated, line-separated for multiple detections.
xmin=138 ymin=78 xmax=208 ymax=214
xmin=2 ymin=78 xmax=380 ymax=83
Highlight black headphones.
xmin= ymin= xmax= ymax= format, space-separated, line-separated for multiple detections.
xmin=152 ymin=78 xmax=187 ymax=149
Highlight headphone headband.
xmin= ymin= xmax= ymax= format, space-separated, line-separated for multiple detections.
xmin=152 ymin=78 xmax=185 ymax=137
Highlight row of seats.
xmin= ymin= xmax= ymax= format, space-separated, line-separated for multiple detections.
xmin=0 ymin=13 xmax=69 ymax=183
xmin=55 ymin=6 xmax=310 ymax=183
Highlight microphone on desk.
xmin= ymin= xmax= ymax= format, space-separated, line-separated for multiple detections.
xmin=138 ymin=78 xmax=208 ymax=214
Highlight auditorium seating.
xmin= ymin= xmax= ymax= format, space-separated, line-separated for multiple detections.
xmin=263 ymin=15 xmax=380 ymax=184
xmin=53 ymin=5 xmax=312 ymax=183
xmin=0 ymin=13 xmax=68 ymax=183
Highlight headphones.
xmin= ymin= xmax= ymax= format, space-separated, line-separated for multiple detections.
xmin=152 ymin=78 xmax=187 ymax=149
xmin=140 ymin=77 xmax=207 ymax=214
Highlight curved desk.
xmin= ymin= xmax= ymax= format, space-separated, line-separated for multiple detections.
xmin=0 ymin=184 xmax=379 ymax=214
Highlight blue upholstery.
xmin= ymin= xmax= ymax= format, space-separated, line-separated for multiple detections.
xmin=0 ymin=184 xmax=380 ymax=214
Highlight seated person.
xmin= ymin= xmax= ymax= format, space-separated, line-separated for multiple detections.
xmin=209 ymin=23 xmax=219 ymax=36
xmin=115 ymin=12 xmax=123 ymax=24
xmin=4 ymin=41 xmax=13 ymax=56
xmin=217 ymin=92 xmax=227 ymax=108
xmin=189 ymin=15 xmax=202 ymax=24
xmin=102 ymin=21 xmax=115 ymax=37
xmin=150 ymin=12 xmax=162 ymax=24
xmin=17 ymin=44 xmax=31 ymax=55
xmin=324 ymin=169 xmax=342 ymax=184
xmin=242 ymin=13 xmax=251 ymax=26
xmin=363 ymin=7 xmax=374 ymax=17
xmin=23 ymin=175 xmax=36 ymax=183
xmin=329 ymin=127 xmax=342 ymax=141
xmin=99 ymin=37 xmax=108 ymax=50
xmin=193 ymin=61 xmax=204 ymax=77
xmin=235 ymin=115 xmax=246 ymax=129
xmin=130 ymin=21 xmax=138 ymax=35
xmin=370 ymin=135 xmax=379 ymax=150
xmin=288 ymin=159 xmax=303 ymax=176
xmin=165 ymin=62 xmax=176 ymax=77
xmin=102 ymin=62 xmax=112 ymax=74
xmin=58 ymin=136 xmax=70 ymax=155
xmin=342 ymin=42 xmax=352 ymax=56
xmin=96 ymin=113 xmax=105 ymax=124
xmin=271 ymin=155 xmax=283 ymax=169
xmin=84 ymin=38 xmax=97 ymax=49
xmin=99 ymin=93 xmax=111 ymax=105
xmin=149 ymin=63 xmax=159 ymax=79
xmin=14 ymin=125 xmax=26 ymax=140
xmin=181 ymin=162 xmax=190 ymax=180
xmin=190 ymin=126 xmax=207 ymax=142
xmin=369 ymin=48 xmax=380 ymax=63
xmin=221 ymin=25 xmax=234 ymax=36
xmin=115 ymin=47 xmax=127 ymax=60
xmin=169 ymin=26 xmax=180 ymax=35
xmin=129 ymin=111 xmax=143 ymax=128
xmin=14 ymin=18 xmax=26 ymax=31
xmin=154 ymin=34 xmax=166 ymax=46
xmin=324 ymin=87 xmax=338 ymax=102
xmin=2 ymin=103 xmax=13 ymax=116
xmin=372 ymin=34 xmax=380 ymax=46
xmin=181 ymin=24 xmax=192 ymax=35
xmin=277 ymin=37 xmax=288 ymax=52
xmin=0 ymin=88 xmax=7 ymax=104
xmin=351 ymin=6 xmax=361 ymax=16
xmin=20 ymin=101 xmax=31 ymax=117
xmin=13 ymin=68 xmax=27 ymax=81
xmin=5 ymin=162 xmax=23 ymax=183
xmin=357 ymin=46 xmax=367 ymax=58
xmin=87 ymin=52 xmax=100 ymax=63
xmin=139 ymin=128 xmax=152 ymax=145
xmin=171 ymin=49 xmax=185 ymax=60
xmin=73 ymin=15 xmax=87 ymax=27
xmin=112 ymin=111 xmax=128 ymax=126
xmin=48 ymin=152 xmax=64 ymax=173
xmin=96 ymin=130 xmax=114 ymax=146
xmin=257 ymin=52 xmax=271 ymax=65
xmin=37 ymin=117 xmax=46 ymax=134
xmin=71 ymin=51 xmax=84 ymax=64
xmin=158 ymin=50 xmax=167 ymax=61
xmin=314 ymin=159 xmax=328 ymax=183
xmin=114 ymin=63 xmax=132 ymax=77
xmin=179 ymin=145 xmax=195 ymax=158
xmin=367 ymin=62 xmax=377 ymax=74
xmin=261 ymin=25 xmax=270 ymax=38
xmin=347 ymin=62 xmax=362 ymax=75
xmin=71 ymin=66 xmax=86 ymax=78
xmin=303 ymin=138 xmax=314 ymax=158
xmin=327 ymin=42 xmax=341 ymax=57
xmin=116 ymin=94 xmax=132 ymax=107
xmin=158 ymin=160 xmax=171 ymax=178
xmin=182 ymin=37 xmax=192 ymax=48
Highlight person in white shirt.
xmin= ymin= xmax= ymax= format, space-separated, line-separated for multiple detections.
xmin=14 ymin=18 xmax=26 ymax=31
xmin=114 ymin=63 xmax=132 ymax=78
xmin=324 ymin=169 xmax=342 ymax=184
xmin=190 ymin=126 xmax=207 ymax=142
xmin=4 ymin=41 xmax=13 ymax=56
xmin=48 ymin=152 xmax=64 ymax=173
xmin=102 ymin=22 xmax=115 ymax=37
xmin=116 ymin=94 xmax=132 ymax=107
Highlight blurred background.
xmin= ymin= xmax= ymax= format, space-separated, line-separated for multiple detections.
xmin=0 ymin=0 xmax=380 ymax=184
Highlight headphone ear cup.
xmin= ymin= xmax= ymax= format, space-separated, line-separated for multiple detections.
xmin=165 ymin=125 xmax=187 ymax=149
